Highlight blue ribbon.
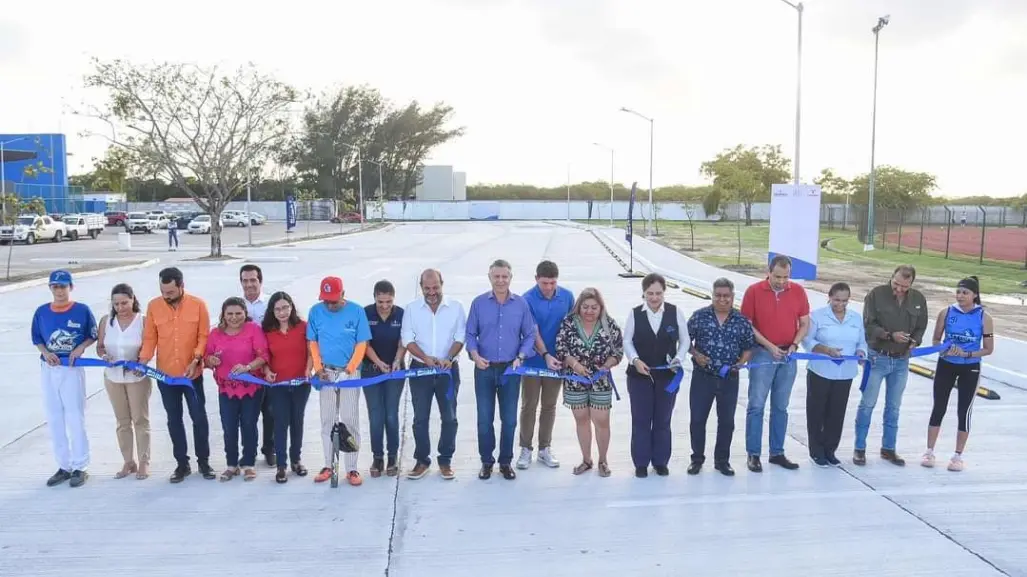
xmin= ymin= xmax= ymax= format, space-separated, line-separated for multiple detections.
xmin=230 ymin=366 xmax=456 ymax=400
xmin=645 ymin=365 xmax=686 ymax=394
xmin=502 ymin=365 xmax=621 ymax=401
xmin=714 ymin=342 xmax=954 ymax=392
xmin=56 ymin=356 xmax=195 ymax=388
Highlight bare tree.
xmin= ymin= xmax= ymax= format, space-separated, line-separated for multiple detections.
xmin=80 ymin=59 xmax=298 ymax=256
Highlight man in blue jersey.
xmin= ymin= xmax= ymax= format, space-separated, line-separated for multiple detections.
xmin=30 ymin=270 xmax=98 ymax=488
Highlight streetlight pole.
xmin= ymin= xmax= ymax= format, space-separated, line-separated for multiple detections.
xmin=245 ymin=179 xmax=252 ymax=246
xmin=619 ymin=107 xmax=654 ymax=236
xmin=777 ymin=0 xmax=803 ymax=186
xmin=363 ymin=158 xmax=386 ymax=223
xmin=0 ymin=137 xmax=30 ymax=224
xmin=565 ymin=163 xmax=571 ymax=221
xmin=593 ymin=142 xmax=615 ymax=225
xmin=339 ymin=142 xmax=364 ymax=227
xmin=865 ymin=14 xmax=890 ymax=251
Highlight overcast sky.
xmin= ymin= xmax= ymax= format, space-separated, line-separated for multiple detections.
xmin=1 ymin=0 xmax=1024 ymax=197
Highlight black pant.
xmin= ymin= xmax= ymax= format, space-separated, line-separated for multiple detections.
xmin=805 ymin=371 xmax=852 ymax=459
xmin=270 ymin=383 xmax=311 ymax=465
xmin=930 ymin=360 xmax=980 ymax=433
xmin=258 ymin=391 xmax=275 ymax=456
xmin=689 ymin=369 xmax=738 ymax=464
xmin=158 ymin=376 xmax=210 ymax=467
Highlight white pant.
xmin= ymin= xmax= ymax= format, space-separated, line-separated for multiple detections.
xmin=41 ymin=363 xmax=90 ymax=471
xmin=320 ymin=370 xmax=361 ymax=472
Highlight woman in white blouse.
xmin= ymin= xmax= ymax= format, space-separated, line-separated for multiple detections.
xmin=95 ymin=283 xmax=152 ymax=480
xmin=623 ymin=273 xmax=690 ymax=478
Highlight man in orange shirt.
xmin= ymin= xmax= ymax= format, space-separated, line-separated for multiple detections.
xmin=740 ymin=255 xmax=810 ymax=473
xmin=138 ymin=267 xmax=214 ymax=483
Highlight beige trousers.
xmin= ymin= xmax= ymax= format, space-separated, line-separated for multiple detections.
xmin=104 ymin=376 xmax=153 ymax=465
xmin=519 ymin=376 xmax=562 ymax=450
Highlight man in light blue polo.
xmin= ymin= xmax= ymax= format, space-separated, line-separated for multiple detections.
xmin=516 ymin=260 xmax=573 ymax=470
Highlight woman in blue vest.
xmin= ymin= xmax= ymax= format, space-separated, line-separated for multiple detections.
xmin=623 ymin=273 xmax=689 ymax=478
xmin=922 ymin=276 xmax=994 ymax=472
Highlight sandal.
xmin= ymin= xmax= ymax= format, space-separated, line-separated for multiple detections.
xmin=136 ymin=463 xmax=150 ymax=480
xmin=276 ymin=467 xmax=288 ymax=484
xmin=243 ymin=468 xmax=257 ymax=481
xmin=573 ymin=460 xmax=594 ymax=475
xmin=597 ymin=461 xmax=611 ymax=478
xmin=115 ymin=462 xmax=137 ymax=479
xmin=291 ymin=463 xmax=308 ymax=477
xmin=220 ymin=467 xmax=240 ymax=482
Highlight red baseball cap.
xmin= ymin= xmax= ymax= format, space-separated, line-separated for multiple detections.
xmin=319 ymin=276 xmax=343 ymax=302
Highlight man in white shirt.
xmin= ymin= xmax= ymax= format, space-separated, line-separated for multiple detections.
xmin=400 ymin=268 xmax=466 ymax=480
xmin=239 ymin=264 xmax=273 ymax=465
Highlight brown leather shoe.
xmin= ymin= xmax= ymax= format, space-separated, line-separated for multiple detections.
xmin=852 ymin=449 xmax=867 ymax=466
xmin=880 ymin=449 xmax=906 ymax=466
xmin=407 ymin=463 xmax=430 ymax=480
xmin=439 ymin=465 xmax=455 ymax=480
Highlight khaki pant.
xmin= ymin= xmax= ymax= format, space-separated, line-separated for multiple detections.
xmin=519 ymin=376 xmax=562 ymax=450
xmin=104 ymin=376 xmax=153 ymax=465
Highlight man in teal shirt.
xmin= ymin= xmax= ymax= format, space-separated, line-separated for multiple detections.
xmin=517 ymin=260 xmax=574 ymax=469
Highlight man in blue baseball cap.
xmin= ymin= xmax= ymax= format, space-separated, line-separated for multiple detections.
xmin=30 ymin=269 xmax=98 ymax=488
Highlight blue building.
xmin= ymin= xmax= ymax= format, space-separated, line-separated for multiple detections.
xmin=0 ymin=133 xmax=84 ymax=214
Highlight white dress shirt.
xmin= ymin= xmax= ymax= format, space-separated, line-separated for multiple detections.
xmin=623 ymin=303 xmax=690 ymax=365
xmin=401 ymin=296 xmax=467 ymax=360
xmin=244 ymin=293 xmax=269 ymax=323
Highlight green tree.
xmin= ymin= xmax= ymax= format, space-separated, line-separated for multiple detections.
xmin=846 ymin=166 xmax=937 ymax=209
xmin=81 ymin=59 xmax=297 ymax=256
xmin=700 ymin=144 xmax=790 ymax=226
xmin=702 ymin=188 xmax=722 ymax=217
xmin=813 ymin=167 xmax=852 ymax=204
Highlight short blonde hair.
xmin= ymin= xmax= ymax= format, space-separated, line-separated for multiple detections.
xmin=571 ymin=287 xmax=611 ymax=331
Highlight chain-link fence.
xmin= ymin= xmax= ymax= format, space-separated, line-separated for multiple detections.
xmin=852 ymin=205 xmax=1027 ymax=267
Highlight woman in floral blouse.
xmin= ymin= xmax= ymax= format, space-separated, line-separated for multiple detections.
xmin=555 ymin=287 xmax=624 ymax=477
xmin=205 ymin=297 xmax=269 ymax=482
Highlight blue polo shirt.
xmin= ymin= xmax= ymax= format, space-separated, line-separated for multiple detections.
xmin=306 ymin=301 xmax=371 ymax=368
xmin=365 ymin=304 xmax=404 ymax=365
xmin=522 ymin=284 xmax=574 ymax=369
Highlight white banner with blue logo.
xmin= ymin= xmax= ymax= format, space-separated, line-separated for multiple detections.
xmin=769 ymin=183 xmax=822 ymax=280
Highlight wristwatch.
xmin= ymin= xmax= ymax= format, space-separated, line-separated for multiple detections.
xmin=517 ymin=353 xmax=526 ymax=361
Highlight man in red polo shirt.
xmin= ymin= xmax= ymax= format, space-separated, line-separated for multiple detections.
xmin=740 ymin=255 xmax=810 ymax=472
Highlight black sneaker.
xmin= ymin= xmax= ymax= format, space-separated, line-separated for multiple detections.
xmin=825 ymin=453 xmax=841 ymax=467
xmin=198 ymin=461 xmax=216 ymax=480
xmin=747 ymin=455 xmax=763 ymax=473
xmin=46 ymin=469 xmax=72 ymax=487
xmin=809 ymin=455 xmax=830 ymax=468
xmin=653 ymin=465 xmax=670 ymax=476
xmin=635 ymin=466 xmax=648 ymax=478
xmin=768 ymin=454 xmax=800 ymax=470
xmin=69 ymin=470 xmax=89 ymax=487
xmin=170 ymin=464 xmax=192 ymax=484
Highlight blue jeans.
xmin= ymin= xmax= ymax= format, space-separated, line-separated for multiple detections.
xmin=854 ymin=352 xmax=909 ymax=451
xmin=410 ymin=361 xmax=460 ymax=466
xmin=158 ymin=376 xmax=210 ymax=467
xmin=168 ymin=227 xmax=178 ymax=247
xmin=745 ymin=349 xmax=798 ymax=456
xmin=474 ymin=364 xmax=520 ymax=466
xmin=219 ymin=391 xmax=262 ymax=467
xmin=362 ymin=372 xmax=405 ymax=460
xmin=269 ymin=383 xmax=310 ymax=466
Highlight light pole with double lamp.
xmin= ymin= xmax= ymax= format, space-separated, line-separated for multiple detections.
xmin=776 ymin=0 xmax=804 ymax=187
xmin=592 ymin=142 xmax=615 ymax=225
xmin=865 ymin=14 xmax=890 ymax=251
xmin=619 ymin=107 xmax=654 ymax=236
xmin=362 ymin=158 xmax=386 ymax=223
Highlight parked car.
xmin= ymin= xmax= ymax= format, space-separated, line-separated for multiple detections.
xmin=104 ymin=211 xmax=128 ymax=226
xmin=248 ymin=212 xmax=266 ymax=225
xmin=221 ymin=211 xmax=250 ymax=227
xmin=60 ymin=213 xmax=105 ymax=240
xmin=331 ymin=212 xmax=363 ymax=223
xmin=187 ymin=214 xmax=223 ymax=234
xmin=0 ymin=214 xmax=67 ymax=245
xmin=172 ymin=211 xmax=200 ymax=230
xmin=124 ymin=212 xmax=156 ymax=234
xmin=147 ymin=213 xmax=170 ymax=229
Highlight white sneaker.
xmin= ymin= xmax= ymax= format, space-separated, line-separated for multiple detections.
xmin=947 ymin=454 xmax=964 ymax=472
xmin=538 ymin=447 xmax=560 ymax=468
xmin=516 ymin=447 xmax=532 ymax=470
xmin=921 ymin=451 xmax=935 ymax=468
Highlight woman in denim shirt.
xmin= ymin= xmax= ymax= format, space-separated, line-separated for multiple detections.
xmin=802 ymin=282 xmax=868 ymax=467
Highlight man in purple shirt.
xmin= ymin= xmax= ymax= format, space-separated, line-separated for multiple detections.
xmin=466 ymin=259 xmax=538 ymax=481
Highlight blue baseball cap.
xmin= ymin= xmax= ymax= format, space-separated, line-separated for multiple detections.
xmin=48 ymin=269 xmax=73 ymax=286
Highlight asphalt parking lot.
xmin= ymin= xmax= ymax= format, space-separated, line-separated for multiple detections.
xmin=0 ymin=220 xmax=361 ymax=281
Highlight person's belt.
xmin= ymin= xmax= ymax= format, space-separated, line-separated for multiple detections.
xmin=871 ymin=347 xmax=907 ymax=358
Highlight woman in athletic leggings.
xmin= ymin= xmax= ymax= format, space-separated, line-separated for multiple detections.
xmin=922 ymin=276 xmax=994 ymax=472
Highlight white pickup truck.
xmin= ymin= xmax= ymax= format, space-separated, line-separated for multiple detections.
xmin=60 ymin=213 xmax=105 ymax=240
xmin=0 ymin=214 xmax=67 ymax=245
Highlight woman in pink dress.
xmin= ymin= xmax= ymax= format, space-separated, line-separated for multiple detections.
xmin=205 ymin=297 xmax=269 ymax=481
